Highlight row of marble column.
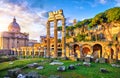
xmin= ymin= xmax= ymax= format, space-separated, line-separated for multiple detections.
xmin=10 ymin=48 xmax=46 ymax=57
xmin=46 ymin=18 xmax=66 ymax=58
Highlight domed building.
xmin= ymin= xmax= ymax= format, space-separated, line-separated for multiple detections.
xmin=8 ymin=17 xmax=21 ymax=33
xmin=0 ymin=17 xmax=29 ymax=50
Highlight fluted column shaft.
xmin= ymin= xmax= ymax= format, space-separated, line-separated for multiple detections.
xmin=47 ymin=21 xmax=50 ymax=57
xmin=62 ymin=18 xmax=66 ymax=58
xmin=54 ymin=19 xmax=58 ymax=58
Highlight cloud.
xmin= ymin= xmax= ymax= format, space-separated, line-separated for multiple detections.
xmin=115 ymin=0 xmax=120 ymax=6
xmin=75 ymin=6 xmax=84 ymax=10
xmin=99 ymin=0 xmax=107 ymax=4
xmin=86 ymin=0 xmax=107 ymax=7
xmin=0 ymin=0 xmax=48 ymax=42
xmin=66 ymin=17 xmax=73 ymax=26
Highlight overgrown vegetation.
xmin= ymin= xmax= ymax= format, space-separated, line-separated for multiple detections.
xmin=73 ymin=7 xmax=120 ymax=29
xmin=75 ymin=34 xmax=86 ymax=41
xmin=66 ymin=7 xmax=120 ymax=41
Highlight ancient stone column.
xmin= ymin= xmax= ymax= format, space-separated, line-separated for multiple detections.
xmin=62 ymin=18 xmax=66 ymax=58
xmin=115 ymin=45 xmax=119 ymax=61
xmin=54 ymin=19 xmax=58 ymax=58
xmin=47 ymin=21 xmax=50 ymax=58
xmin=79 ymin=45 xmax=82 ymax=58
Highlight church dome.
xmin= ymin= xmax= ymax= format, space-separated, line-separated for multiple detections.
xmin=8 ymin=17 xmax=21 ymax=32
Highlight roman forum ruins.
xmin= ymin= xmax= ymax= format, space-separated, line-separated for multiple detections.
xmin=46 ymin=9 xmax=66 ymax=58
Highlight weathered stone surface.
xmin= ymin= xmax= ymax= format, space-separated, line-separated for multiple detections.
xmin=100 ymin=68 xmax=109 ymax=73
xmin=17 ymin=74 xmax=25 ymax=78
xmin=83 ymin=62 xmax=91 ymax=67
xmin=99 ymin=58 xmax=106 ymax=63
xmin=36 ymin=66 xmax=44 ymax=70
xmin=57 ymin=66 xmax=66 ymax=71
xmin=75 ymin=63 xmax=82 ymax=66
xmin=111 ymin=64 xmax=120 ymax=68
xmin=68 ymin=64 xmax=75 ymax=70
xmin=25 ymin=71 xmax=41 ymax=78
xmin=8 ymin=68 xmax=21 ymax=78
xmin=27 ymin=63 xmax=39 ymax=68
xmin=50 ymin=61 xmax=64 ymax=65
xmin=95 ymin=59 xmax=99 ymax=63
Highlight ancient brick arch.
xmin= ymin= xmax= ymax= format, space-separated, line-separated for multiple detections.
xmin=81 ymin=44 xmax=92 ymax=56
xmin=110 ymin=48 xmax=114 ymax=59
xmin=73 ymin=44 xmax=80 ymax=57
xmin=93 ymin=44 xmax=102 ymax=58
xmin=92 ymin=42 xmax=104 ymax=47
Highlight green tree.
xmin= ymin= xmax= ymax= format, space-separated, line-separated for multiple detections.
xmin=58 ymin=39 xmax=61 ymax=43
xmin=66 ymin=26 xmax=75 ymax=36
xmin=75 ymin=18 xmax=92 ymax=28
xmin=57 ymin=26 xmax=62 ymax=31
xmin=76 ymin=34 xmax=86 ymax=41
xmin=91 ymin=12 xmax=107 ymax=26
xmin=105 ymin=7 xmax=120 ymax=22
xmin=90 ymin=7 xmax=120 ymax=27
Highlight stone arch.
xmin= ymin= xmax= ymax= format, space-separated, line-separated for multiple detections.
xmin=110 ymin=48 xmax=114 ymax=59
xmin=81 ymin=44 xmax=92 ymax=56
xmin=73 ymin=44 xmax=80 ymax=57
xmin=82 ymin=47 xmax=90 ymax=56
xmin=93 ymin=44 xmax=102 ymax=58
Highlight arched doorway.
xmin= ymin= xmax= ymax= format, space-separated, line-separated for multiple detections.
xmin=73 ymin=44 xmax=80 ymax=57
xmin=93 ymin=44 xmax=102 ymax=58
xmin=110 ymin=48 xmax=114 ymax=59
xmin=82 ymin=47 xmax=90 ymax=57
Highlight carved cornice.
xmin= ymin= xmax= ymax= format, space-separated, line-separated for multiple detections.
xmin=48 ymin=9 xmax=64 ymax=21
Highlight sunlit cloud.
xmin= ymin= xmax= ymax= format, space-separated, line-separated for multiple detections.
xmin=0 ymin=0 xmax=48 ymax=41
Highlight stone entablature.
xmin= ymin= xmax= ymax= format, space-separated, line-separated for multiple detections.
xmin=0 ymin=32 xmax=28 ymax=39
xmin=48 ymin=9 xmax=64 ymax=21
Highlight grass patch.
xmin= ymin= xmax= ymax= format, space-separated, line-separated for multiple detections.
xmin=0 ymin=58 xmax=120 ymax=78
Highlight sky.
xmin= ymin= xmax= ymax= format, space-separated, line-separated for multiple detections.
xmin=0 ymin=0 xmax=119 ymax=42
